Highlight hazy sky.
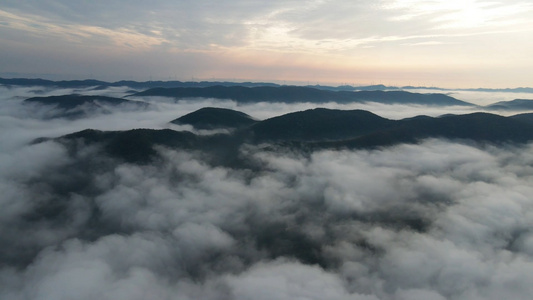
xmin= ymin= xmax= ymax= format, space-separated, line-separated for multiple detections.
xmin=1 ymin=0 xmax=532 ymax=88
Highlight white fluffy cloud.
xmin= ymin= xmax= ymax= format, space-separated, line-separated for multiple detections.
xmin=2 ymin=86 xmax=533 ymax=299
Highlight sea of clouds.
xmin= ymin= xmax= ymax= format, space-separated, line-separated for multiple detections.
xmin=1 ymin=85 xmax=533 ymax=300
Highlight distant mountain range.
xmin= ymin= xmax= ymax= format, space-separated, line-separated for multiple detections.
xmin=44 ymin=107 xmax=533 ymax=164
xmin=20 ymin=91 xmax=533 ymax=123
xmin=3 ymin=77 xmax=532 ymax=93
xmin=130 ymin=86 xmax=473 ymax=106
xmin=24 ymin=94 xmax=146 ymax=109
xmin=0 ymin=77 xmax=279 ymax=89
xmin=23 ymin=94 xmax=149 ymax=119
xmin=485 ymin=99 xmax=533 ymax=111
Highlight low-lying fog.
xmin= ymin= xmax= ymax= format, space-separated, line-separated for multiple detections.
xmin=1 ymin=85 xmax=533 ymax=300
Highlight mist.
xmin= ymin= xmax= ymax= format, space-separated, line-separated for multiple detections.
xmin=407 ymin=88 xmax=533 ymax=107
xmin=1 ymin=85 xmax=533 ymax=299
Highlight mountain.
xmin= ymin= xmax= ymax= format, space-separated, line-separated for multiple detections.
xmin=334 ymin=112 xmax=533 ymax=149
xmin=0 ymin=78 xmax=108 ymax=88
xmin=0 ymin=77 xmax=278 ymax=89
xmin=45 ymin=108 xmax=533 ymax=165
xmin=170 ymin=107 xmax=257 ymax=129
xmin=58 ymin=129 xmax=197 ymax=163
xmin=23 ymin=94 xmax=149 ymax=119
xmin=3 ymin=77 xmax=533 ymax=94
xmin=131 ymin=86 xmax=473 ymax=106
xmin=485 ymin=99 xmax=533 ymax=111
xmin=53 ymin=127 xmax=250 ymax=167
xmin=250 ymin=108 xmax=394 ymax=142
xmin=250 ymin=110 xmax=533 ymax=149
xmin=132 ymin=86 xmax=338 ymax=102
xmin=348 ymin=90 xmax=469 ymax=105
xmin=509 ymin=112 xmax=533 ymax=125
xmin=24 ymin=94 xmax=143 ymax=109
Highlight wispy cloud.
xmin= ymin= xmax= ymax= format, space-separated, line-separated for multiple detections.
xmin=0 ymin=9 xmax=167 ymax=50
xmin=401 ymin=41 xmax=446 ymax=46
xmin=3 ymin=1 xmax=531 ymax=53
xmin=383 ymin=0 xmax=533 ymax=30
xmin=1 ymin=0 xmax=532 ymax=87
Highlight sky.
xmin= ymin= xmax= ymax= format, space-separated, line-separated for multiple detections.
xmin=1 ymin=0 xmax=533 ymax=88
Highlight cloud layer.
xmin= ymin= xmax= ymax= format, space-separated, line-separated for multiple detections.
xmin=1 ymin=1 xmax=532 ymax=87
xmin=2 ymin=85 xmax=533 ymax=299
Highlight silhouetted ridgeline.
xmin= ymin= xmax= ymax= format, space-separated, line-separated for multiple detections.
xmin=23 ymin=94 xmax=150 ymax=119
xmin=170 ymin=107 xmax=258 ymax=129
xmin=58 ymin=129 xmax=198 ymax=163
xmin=42 ymin=108 xmax=533 ymax=164
xmin=131 ymin=86 xmax=473 ymax=105
xmin=24 ymin=94 xmax=146 ymax=109
xmin=0 ymin=77 xmax=278 ymax=89
xmin=509 ymin=112 xmax=533 ymax=124
xmin=3 ymin=77 xmax=533 ymax=93
xmin=485 ymin=99 xmax=533 ymax=111
xmin=250 ymin=109 xmax=394 ymax=141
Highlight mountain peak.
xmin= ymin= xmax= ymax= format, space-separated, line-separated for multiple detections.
xmin=170 ymin=107 xmax=257 ymax=130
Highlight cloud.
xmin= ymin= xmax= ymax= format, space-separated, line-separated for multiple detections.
xmin=383 ymin=0 xmax=533 ymax=30
xmin=223 ymin=259 xmax=377 ymax=300
xmin=1 ymin=0 xmax=533 ymax=88
xmin=0 ymin=9 xmax=168 ymax=51
xmin=2 ymin=1 xmax=532 ymax=61
xmin=3 ymin=140 xmax=533 ymax=299
xmin=2 ymin=85 xmax=533 ymax=299
xmin=0 ymin=1 xmax=299 ymax=51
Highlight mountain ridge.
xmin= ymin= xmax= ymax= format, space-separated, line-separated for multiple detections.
xmin=23 ymin=94 xmax=150 ymax=119
xmin=41 ymin=108 xmax=533 ymax=164
xmin=130 ymin=86 xmax=473 ymax=106
xmin=485 ymin=99 xmax=533 ymax=111
xmin=3 ymin=77 xmax=533 ymax=93
xmin=170 ymin=107 xmax=257 ymax=129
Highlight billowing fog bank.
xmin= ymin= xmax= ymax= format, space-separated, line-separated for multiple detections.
xmin=1 ymin=85 xmax=533 ymax=300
